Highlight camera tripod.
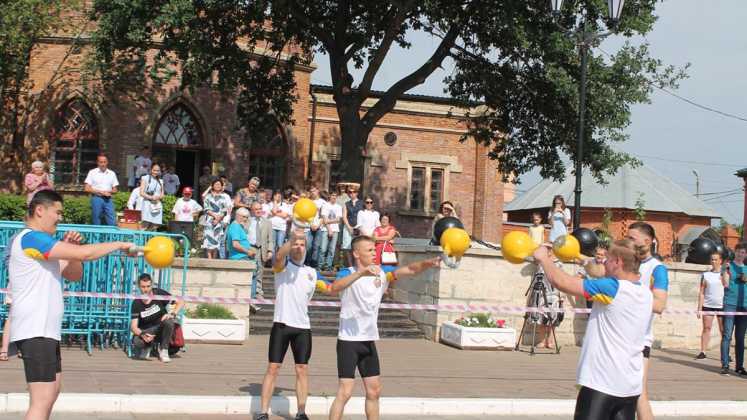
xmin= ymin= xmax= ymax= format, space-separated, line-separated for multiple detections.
xmin=514 ymin=266 xmax=562 ymax=355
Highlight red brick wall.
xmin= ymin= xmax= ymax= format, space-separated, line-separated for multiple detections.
xmin=4 ymin=34 xmax=508 ymax=242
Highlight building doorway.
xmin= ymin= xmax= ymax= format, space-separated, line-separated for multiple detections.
xmin=152 ymin=103 xmax=208 ymax=194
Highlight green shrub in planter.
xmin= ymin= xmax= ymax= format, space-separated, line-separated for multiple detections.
xmin=113 ymin=191 xmax=130 ymax=212
xmin=0 ymin=194 xmax=26 ymax=221
xmin=454 ymin=313 xmax=506 ymax=328
xmin=187 ymin=303 xmax=236 ymax=319
xmin=62 ymin=195 xmax=93 ymax=225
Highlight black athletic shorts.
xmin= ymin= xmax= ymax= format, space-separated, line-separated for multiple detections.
xmin=702 ymin=306 xmax=724 ymax=318
xmin=268 ymin=323 xmax=312 ymax=364
xmin=336 ymin=339 xmax=380 ymax=379
xmin=574 ymin=386 xmax=638 ymax=420
xmin=16 ymin=337 xmax=61 ymax=383
xmin=643 ymin=346 xmax=651 ymax=359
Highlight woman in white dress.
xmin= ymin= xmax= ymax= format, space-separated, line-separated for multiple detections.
xmin=139 ymin=163 xmax=164 ymax=230
xmin=201 ymin=178 xmax=233 ymax=259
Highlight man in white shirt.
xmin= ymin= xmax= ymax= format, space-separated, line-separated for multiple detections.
xmin=307 ymin=186 xmax=327 ymax=268
xmin=162 ymin=165 xmax=180 ymax=195
xmin=533 ymin=239 xmax=652 ymax=420
xmin=319 ymin=192 xmax=343 ymax=272
xmin=84 ymin=154 xmax=119 ymax=226
xmin=328 ymin=236 xmax=440 ymax=420
xmin=8 ymin=190 xmax=134 ymax=419
xmin=256 ymin=231 xmax=320 ymax=420
xmin=171 ymin=187 xmax=202 ymax=222
xmin=131 ymin=146 xmax=151 ymax=189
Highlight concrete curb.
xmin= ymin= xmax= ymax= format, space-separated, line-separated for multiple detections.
xmin=1 ymin=394 xmax=747 ymax=416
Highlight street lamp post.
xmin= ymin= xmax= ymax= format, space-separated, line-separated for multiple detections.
xmin=551 ymin=0 xmax=625 ymax=230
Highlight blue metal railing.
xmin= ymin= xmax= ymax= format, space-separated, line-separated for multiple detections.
xmin=0 ymin=221 xmax=189 ymax=354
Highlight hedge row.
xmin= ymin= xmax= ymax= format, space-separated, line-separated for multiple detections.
xmin=0 ymin=192 xmax=178 ymax=226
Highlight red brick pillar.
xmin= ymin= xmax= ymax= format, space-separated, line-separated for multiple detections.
xmin=738 ymin=168 xmax=747 ymax=241
xmin=471 ymin=144 xmax=503 ymax=243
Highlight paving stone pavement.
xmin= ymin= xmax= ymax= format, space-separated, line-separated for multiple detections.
xmin=0 ymin=415 xmax=743 ymax=420
xmin=0 ymin=336 xmax=743 ymax=401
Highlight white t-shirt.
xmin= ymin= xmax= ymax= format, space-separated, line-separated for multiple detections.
xmin=84 ymin=168 xmax=119 ymax=193
xmin=8 ymin=229 xmax=64 ymax=342
xmin=261 ymin=202 xmax=273 ymax=219
xmin=638 ymin=257 xmax=669 ymax=347
xmin=172 ymin=198 xmax=203 ymax=222
xmin=162 ymin=173 xmax=180 ymax=195
xmin=273 ymin=261 xmax=317 ymax=329
xmin=127 ymin=188 xmax=143 ymax=210
xmin=356 ymin=209 xmax=381 ymax=236
xmin=579 ymin=277 xmax=653 ymax=397
xmin=321 ymin=202 xmax=343 ymax=233
xmin=270 ymin=202 xmax=292 ymax=231
xmin=337 ymin=266 xmax=391 ymax=341
xmin=313 ymin=198 xmax=327 ymax=217
xmin=702 ymin=271 xmax=725 ymax=309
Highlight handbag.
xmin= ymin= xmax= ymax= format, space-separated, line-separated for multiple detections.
xmin=381 ymin=241 xmax=398 ymax=265
xmin=170 ymin=322 xmax=185 ymax=348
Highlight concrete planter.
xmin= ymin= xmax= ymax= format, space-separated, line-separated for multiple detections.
xmin=181 ymin=317 xmax=247 ymax=344
xmin=440 ymin=321 xmax=516 ymax=350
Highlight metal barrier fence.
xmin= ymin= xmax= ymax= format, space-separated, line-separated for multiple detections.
xmin=0 ymin=221 xmax=189 ymax=354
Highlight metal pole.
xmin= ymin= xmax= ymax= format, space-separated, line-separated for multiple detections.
xmin=573 ymin=35 xmax=588 ymax=230
xmin=692 ymin=170 xmax=700 ymax=196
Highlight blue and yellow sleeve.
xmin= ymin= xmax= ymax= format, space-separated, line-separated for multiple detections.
xmin=583 ymin=277 xmax=620 ymax=305
xmin=20 ymin=230 xmax=58 ymax=261
xmin=651 ymin=265 xmax=669 ymax=291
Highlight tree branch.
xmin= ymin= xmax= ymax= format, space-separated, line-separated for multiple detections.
xmin=361 ymin=21 xmax=460 ymax=129
xmin=357 ymin=3 xmax=413 ymax=100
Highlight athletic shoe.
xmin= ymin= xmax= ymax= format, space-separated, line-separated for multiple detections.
xmin=736 ymin=367 xmax=747 ymax=376
xmin=720 ymin=367 xmax=730 ymax=375
xmin=255 ymin=414 xmax=269 ymax=420
xmin=158 ymin=348 xmax=171 ymax=363
xmin=295 ymin=414 xmax=310 ymax=420
xmin=695 ymin=352 xmax=706 ymax=360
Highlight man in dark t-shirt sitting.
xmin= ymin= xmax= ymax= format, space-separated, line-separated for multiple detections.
xmin=130 ymin=273 xmax=183 ymax=362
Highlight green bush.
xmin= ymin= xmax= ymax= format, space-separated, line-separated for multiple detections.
xmin=0 ymin=194 xmax=26 ymax=221
xmin=187 ymin=303 xmax=236 ymax=320
xmin=113 ymin=191 xmax=130 ymax=212
xmin=62 ymin=195 xmax=93 ymax=225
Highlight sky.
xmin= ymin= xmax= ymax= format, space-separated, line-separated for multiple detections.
xmin=312 ymin=0 xmax=746 ymax=225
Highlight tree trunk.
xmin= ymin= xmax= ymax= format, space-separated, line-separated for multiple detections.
xmin=336 ymin=106 xmax=370 ymax=188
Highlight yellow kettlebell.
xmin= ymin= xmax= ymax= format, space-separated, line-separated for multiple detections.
xmin=440 ymin=227 xmax=471 ymax=257
xmin=501 ymin=231 xmax=537 ymax=264
xmin=130 ymin=236 xmax=175 ymax=269
xmin=293 ymin=198 xmax=317 ymax=224
xmin=553 ymin=234 xmax=581 ymax=262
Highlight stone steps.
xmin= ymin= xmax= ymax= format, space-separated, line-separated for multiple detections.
xmin=250 ymin=273 xmax=425 ymax=339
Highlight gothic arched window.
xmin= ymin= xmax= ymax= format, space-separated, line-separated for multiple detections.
xmin=154 ymin=104 xmax=202 ymax=147
xmin=52 ymin=99 xmax=99 ymax=184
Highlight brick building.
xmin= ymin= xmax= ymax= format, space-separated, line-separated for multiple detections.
xmin=0 ymin=29 xmax=509 ymax=242
xmin=504 ymin=163 xmax=722 ymax=259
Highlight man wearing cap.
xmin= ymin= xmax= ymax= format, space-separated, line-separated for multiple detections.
xmin=172 ymin=188 xmax=203 ymax=223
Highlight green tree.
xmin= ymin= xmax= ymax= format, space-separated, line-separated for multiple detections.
xmin=88 ymin=0 xmax=686 ymax=185
xmin=1 ymin=0 xmax=83 ymax=187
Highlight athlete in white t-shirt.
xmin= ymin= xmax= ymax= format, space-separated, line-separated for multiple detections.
xmin=328 ymin=236 xmax=440 ymax=420
xmin=696 ymin=252 xmax=726 ymax=360
xmin=534 ymin=239 xmax=652 ymax=420
xmin=625 ymin=222 xmax=668 ymax=420
xmin=8 ymin=190 xmax=134 ymax=420
xmin=257 ymin=231 xmax=322 ymax=420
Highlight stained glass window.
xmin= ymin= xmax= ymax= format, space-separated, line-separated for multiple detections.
xmin=154 ymin=104 xmax=202 ymax=146
xmin=52 ymin=99 xmax=99 ymax=184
